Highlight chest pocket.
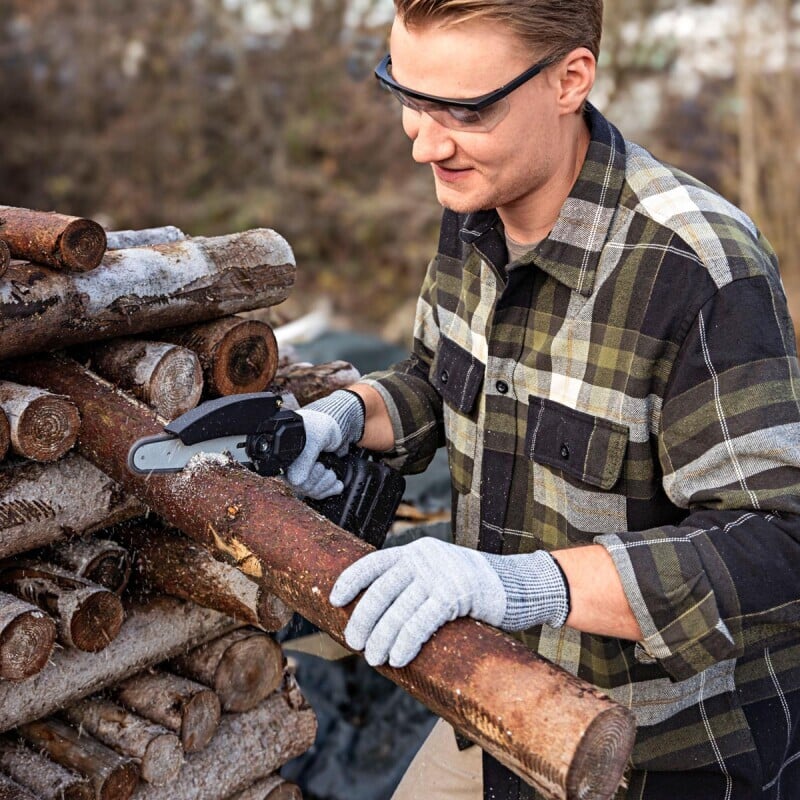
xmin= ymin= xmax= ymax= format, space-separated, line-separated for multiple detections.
xmin=526 ymin=396 xmax=628 ymax=490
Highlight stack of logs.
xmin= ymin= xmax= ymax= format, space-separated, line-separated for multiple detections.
xmin=0 ymin=206 xmax=363 ymax=800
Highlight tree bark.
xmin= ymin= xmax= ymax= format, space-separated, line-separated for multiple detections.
xmin=226 ymin=775 xmax=302 ymax=800
xmin=169 ymin=629 xmax=284 ymax=713
xmin=0 ymin=241 xmax=9 ymax=280
xmin=0 ymin=383 xmax=80 ymax=463
xmin=63 ymin=698 xmax=183 ymax=787
xmin=0 ymin=738 xmax=93 ymax=800
xmin=0 ymin=453 xmax=146 ymax=561
xmin=0 ymin=411 xmax=8 ymax=465
xmin=0 ymin=206 xmax=106 ymax=272
xmin=44 ymin=537 xmax=131 ymax=594
xmin=0 ymin=229 xmax=295 ymax=361
xmin=18 ymin=718 xmax=139 ymax=800
xmin=84 ymin=339 xmax=203 ymax=420
xmin=0 ymin=561 xmax=124 ymax=652
xmin=106 ymin=228 xmax=186 ymax=250
xmin=0 ymin=597 xmax=239 ymax=733
xmin=10 ymin=355 xmax=637 ymax=800
xmin=118 ymin=521 xmax=291 ymax=630
xmin=271 ymin=360 xmax=360 ymax=406
xmin=115 ymin=670 xmax=220 ymax=754
xmin=130 ymin=673 xmax=316 ymax=800
xmin=0 ymin=592 xmax=56 ymax=681
xmin=155 ymin=317 xmax=279 ymax=397
xmin=0 ymin=773 xmax=38 ymax=800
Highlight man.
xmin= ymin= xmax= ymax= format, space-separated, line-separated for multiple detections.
xmin=286 ymin=1 xmax=800 ymax=798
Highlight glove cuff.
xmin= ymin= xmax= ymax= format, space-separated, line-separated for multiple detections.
xmin=481 ymin=550 xmax=570 ymax=631
xmin=305 ymin=389 xmax=365 ymax=446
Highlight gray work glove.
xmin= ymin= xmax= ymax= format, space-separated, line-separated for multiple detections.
xmin=285 ymin=390 xmax=365 ymax=500
xmin=329 ymin=537 xmax=570 ymax=668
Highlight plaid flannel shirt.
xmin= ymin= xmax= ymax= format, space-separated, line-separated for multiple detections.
xmin=363 ymin=104 xmax=800 ymax=790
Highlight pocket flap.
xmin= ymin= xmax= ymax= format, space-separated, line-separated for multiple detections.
xmin=527 ymin=396 xmax=628 ymax=490
xmin=431 ymin=337 xmax=485 ymax=414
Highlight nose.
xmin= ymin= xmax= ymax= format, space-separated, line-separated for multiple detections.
xmin=403 ymin=108 xmax=456 ymax=164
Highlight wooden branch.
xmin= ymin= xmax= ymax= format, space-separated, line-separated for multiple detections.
xmin=271 ymin=360 xmax=360 ymax=406
xmin=0 ymin=738 xmax=92 ymax=800
xmin=0 ymin=241 xmax=9 ymax=280
xmin=63 ymin=698 xmax=183 ymax=787
xmin=169 ymin=629 xmax=284 ymax=714
xmin=0 ymin=773 xmax=38 ymax=800
xmin=106 ymin=228 xmax=186 ymax=250
xmin=45 ymin=537 xmax=131 ymax=594
xmin=226 ymin=775 xmax=302 ymax=800
xmin=130 ymin=673 xmax=316 ymax=800
xmin=155 ymin=317 xmax=279 ymax=397
xmin=0 ymin=206 xmax=106 ymax=272
xmin=0 ymin=229 xmax=294 ymax=361
xmin=118 ymin=521 xmax=291 ymax=630
xmin=0 ymin=592 xmax=56 ymax=681
xmin=0 ymin=453 xmax=146 ymax=560
xmin=0 ymin=597 xmax=239 ymax=733
xmin=0 ymin=383 xmax=80 ymax=463
xmin=18 ymin=718 xmax=139 ymax=800
xmin=0 ymin=411 xmax=8 ymax=465
xmin=115 ymin=670 xmax=220 ymax=754
xmin=84 ymin=339 xmax=203 ymax=419
xmin=0 ymin=561 xmax=124 ymax=652
xmin=9 ymin=355 xmax=637 ymax=800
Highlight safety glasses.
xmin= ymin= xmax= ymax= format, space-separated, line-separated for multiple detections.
xmin=374 ymin=53 xmax=557 ymax=132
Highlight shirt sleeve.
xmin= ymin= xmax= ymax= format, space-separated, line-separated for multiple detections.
xmin=360 ymin=256 xmax=445 ymax=474
xmin=596 ymin=272 xmax=800 ymax=682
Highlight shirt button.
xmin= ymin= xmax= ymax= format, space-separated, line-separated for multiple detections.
xmin=496 ymin=380 xmax=509 ymax=394
xmin=560 ymin=443 xmax=570 ymax=459
xmin=440 ymin=370 xmax=449 ymax=384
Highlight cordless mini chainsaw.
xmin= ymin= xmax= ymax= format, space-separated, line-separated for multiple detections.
xmin=127 ymin=393 xmax=405 ymax=549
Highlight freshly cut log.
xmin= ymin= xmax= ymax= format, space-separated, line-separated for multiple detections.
xmin=0 ymin=241 xmax=9 ymax=279
xmin=18 ymin=718 xmax=139 ymax=800
xmin=63 ymin=697 xmax=183 ymax=787
xmin=0 ymin=591 xmax=56 ymax=681
xmin=226 ymin=775 xmax=302 ymax=800
xmin=45 ymin=537 xmax=131 ymax=594
xmin=0 ymin=773 xmax=38 ymax=800
xmin=0 ymin=206 xmax=106 ymax=272
xmin=0 ymin=738 xmax=93 ymax=800
xmin=0 ymin=597 xmax=239 ymax=733
xmin=11 ymin=355 xmax=637 ymax=800
xmin=0 ymin=411 xmax=8 ymax=464
xmin=156 ymin=317 xmax=279 ymax=396
xmin=130 ymin=673 xmax=316 ymax=800
xmin=272 ymin=360 xmax=360 ymax=406
xmin=170 ymin=629 xmax=283 ymax=713
xmin=0 ymin=561 xmax=124 ymax=652
xmin=84 ymin=339 xmax=203 ymax=419
xmin=0 ymin=383 xmax=80 ymax=463
xmin=119 ymin=521 xmax=291 ymax=630
xmin=0 ymin=229 xmax=294 ymax=361
xmin=106 ymin=227 xmax=186 ymax=250
xmin=115 ymin=670 xmax=220 ymax=753
xmin=0 ymin=453 xmax=146 ymax=560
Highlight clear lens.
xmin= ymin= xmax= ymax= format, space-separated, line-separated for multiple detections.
xmin=385 ymin=85 xmax=510 ymax=132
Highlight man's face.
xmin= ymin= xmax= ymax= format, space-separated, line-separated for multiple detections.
xmin=388 ymin=17 xmax=572 ymax=221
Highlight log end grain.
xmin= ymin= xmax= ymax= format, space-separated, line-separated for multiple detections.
xmin=211 ymin=320 xmax=278 ymax=396
xmin=0 ymin=608 xmax=56 ymax=680
xmin=98 ymin=759 xmax=139 ymax=800
xmin=68 ymin=590 xmax=124 ymax=653
xmin=149 ymin=346 xmax=204 ymax=420
xmin=16 ymin=395 xmax=80 ymax=462
xmin=215 ymin=635 xmax=284 ymax=713
xmin=256 ymin=591 xmax=294 ymax=633
xmin=181 ymin=688 xmax=221 ymax=753
xmin=141 ymin=732 xmax=184 ymax=786
xmin=59 ymin=218 xmax=107 ymax=272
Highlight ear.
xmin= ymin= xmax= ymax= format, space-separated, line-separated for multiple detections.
xmin=556 ymin=47 xmax=596 ymax=115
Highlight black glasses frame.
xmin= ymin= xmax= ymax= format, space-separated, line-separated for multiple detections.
xmin=374 ymin=53 xmax=558 ymax=111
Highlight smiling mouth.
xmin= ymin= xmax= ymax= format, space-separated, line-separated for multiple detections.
xmin=433 ymin=164 xmax=472 ymax=181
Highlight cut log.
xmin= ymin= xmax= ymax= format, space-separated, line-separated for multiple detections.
xmin=0 ymin=738 xmax=93 ymax=800
xmin=0 ymin=206 xmax=106 ymax=272
xmin=9 ymin=355 xmax=637 ymax=800
xmin=0 ymin=453 xmax=146 ymax=561
xmin=0 ymin=241 xmax=9 ymax=280
xmin=169 ymin=629 xmax=284 ymax=713
xmin=0 ymin=561 xmax=124 ymax=652
xmin=63 ymin=698 xmax=183 ymax=787
xmin=0 ymin=773 xmax=38 ymax=800
xmin=118 ymin=521 xmax=291 ymax=630
xmin=0 ymin=411 xmax=8 ymax=464
xmin=226 ymin=775 xmax=302 ymax=800
xmin=45 ymin=537 xmax=131 ymax=594
xmin=155 ymin=317 xmax=279 ymax=396
xmin=0 ymin=383 xmax=80 ymax=463
xmin=130 ymin=673 xmax=316 ymax=800
xmin=18 ymin=718 xmax=139 ymax=800
xmin=115 ymin=670 xmax=220 ymax=754
xmin=106 ymin=227 xmax=186 ymax=250
xmin=0 ymin=597 xmax=239 ymax=734
xmin=0 ymin=591 xmax=56 ymax=681
xmin=84 ymin=339 xmax=203 ymax=419
xmin=0 ymin=229 xmax=294 ymax=361
xmin=271 ymin=360 xmax=360 ymax=407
